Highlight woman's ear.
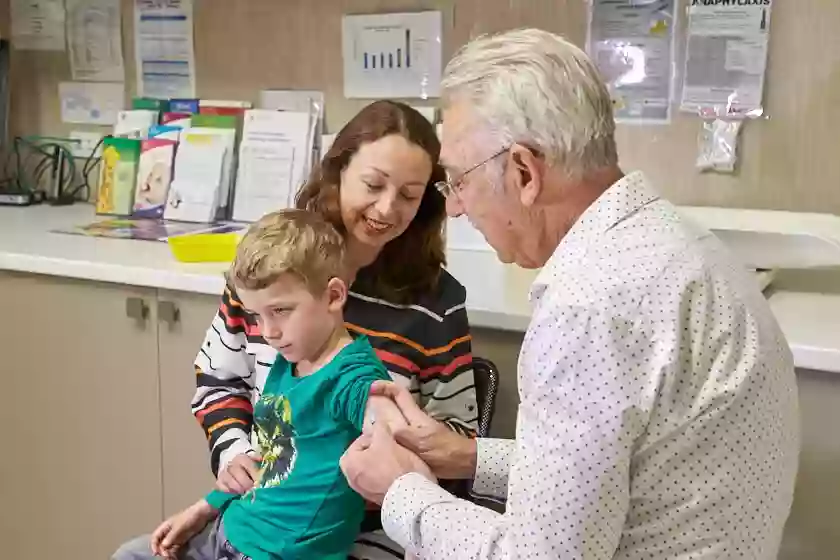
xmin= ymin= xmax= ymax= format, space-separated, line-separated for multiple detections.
xmin=326 ymin=276 xmax=348 ymax=311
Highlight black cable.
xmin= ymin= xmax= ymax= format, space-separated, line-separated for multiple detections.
xmin=63 ymin=134 xmax=109 ymax=202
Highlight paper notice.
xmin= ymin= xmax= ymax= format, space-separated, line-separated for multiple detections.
xmin=67 ymin=0 xmax=125 ymax=82
xmin=11 ymin=0 xmax=66 ymax=51
xmin=680 ymin=0 xmax=772 ymax=116
xmin=59 ymin=81 xmax=125 ymax=125
xmin=588 ymin=0 xmax=677 ymax=123
xmin=133 ymin=0 xmax=196 ymax=99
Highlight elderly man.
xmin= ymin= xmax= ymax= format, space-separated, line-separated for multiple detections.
xmin=341 ymin=28 xmax=800 ymax=559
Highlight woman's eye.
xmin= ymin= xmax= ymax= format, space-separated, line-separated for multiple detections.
xmin=272 ymin=307 xmax=290 ymax=316
xmin=365 ymin=182 xmax=384 ymax=192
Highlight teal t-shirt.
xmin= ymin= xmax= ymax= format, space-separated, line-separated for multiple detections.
xmin=205 ymin=336 xmax=390 ymax=560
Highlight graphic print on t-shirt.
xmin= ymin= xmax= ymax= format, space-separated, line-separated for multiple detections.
xmin=248 ymin=394 xmax=297 ymax=498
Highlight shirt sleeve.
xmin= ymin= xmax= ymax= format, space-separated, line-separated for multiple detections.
xmin=416 ymin=280 xmax=478 ymax=437
xmin=330 ymin=358 xmax=392 ymax=432
xmin=381 ymin=305 xmax=652 ymax=558
xmin=191 ymin=285 xmax=258 ymax=475
xmin=470 ymin=438 xmax=515 ymax=501
xmin=205 ymin=488 xmax=237 ymax=511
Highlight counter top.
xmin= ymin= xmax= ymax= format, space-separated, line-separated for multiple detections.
xmin=0 ymin=204 xmax=230 ymax=295
xmin=2 ymin=204 xmax=840 ymax=373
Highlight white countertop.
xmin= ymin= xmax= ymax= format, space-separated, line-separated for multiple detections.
xmin=2 ymin=204 xmax=839 ymax=373
xmin=0 ymin=204 xmax=230 ymax=294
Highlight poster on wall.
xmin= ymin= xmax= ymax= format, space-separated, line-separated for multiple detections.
xmin=66 ymin=0 xmax=126 ymax=82
xmin=587 ymin=0 xmax=678 ymax=124
xmin=10 ymin=0 xmax=66 ymax=51
xmin=680 ymin=0 xmax=773 ymax=117
xmin=342 ymin=11 xmax=443 ymax=99
xmin=133 ymin=0 xmax=196 ymax=99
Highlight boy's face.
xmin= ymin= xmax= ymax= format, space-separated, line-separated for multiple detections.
xmin=237 ymin=273 xmax=347 ymax=364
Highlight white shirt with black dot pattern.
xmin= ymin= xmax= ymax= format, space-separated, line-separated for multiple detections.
xmin=381 ymin=172 xmax=800 ymax=559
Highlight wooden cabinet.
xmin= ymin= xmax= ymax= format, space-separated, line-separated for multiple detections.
xmin=157 ymin=289 xmax=218 ymax=515
xmin=0 ymin=272 xmax=223 ymax=560
xmin=0 ymin=272 xmax=163 ymax=560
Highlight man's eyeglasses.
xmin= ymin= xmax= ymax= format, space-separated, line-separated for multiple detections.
xmin=435 ymin=147 xmax=510 ymax=198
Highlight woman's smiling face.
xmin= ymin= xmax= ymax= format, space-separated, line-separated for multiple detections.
xmin=338 ymin=134 xmax=433 ymax=252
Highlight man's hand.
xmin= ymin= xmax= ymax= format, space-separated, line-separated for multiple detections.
xmin=216 ymin=453 xmax=261 ymax=494
xmin=370 ymin=381 xmax=478 ymax=480
xmin=151 ymin=499 xmax=217 ymax=559
xmin=341 ymin=422 xmax=435 ymax=505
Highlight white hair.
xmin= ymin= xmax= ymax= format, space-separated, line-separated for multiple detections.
xmin=441 ymin=28 xmax=618 ymax=179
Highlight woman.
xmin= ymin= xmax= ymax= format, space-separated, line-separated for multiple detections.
xmin=192 ymin=101 xmax=477 ymax=560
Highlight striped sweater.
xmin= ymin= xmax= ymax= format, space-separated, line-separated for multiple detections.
xmin=192 ymin=268 xmax=478 ymax=476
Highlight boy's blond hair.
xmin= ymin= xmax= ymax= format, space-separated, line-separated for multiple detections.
xmin=229 ymin=209 xmax=345 ymax=293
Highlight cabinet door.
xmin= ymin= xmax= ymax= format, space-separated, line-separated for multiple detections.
xmin=156 ymin=289 xmax=219 ymax=514
xmin=0 ymin=272 xmax=163 ymax=560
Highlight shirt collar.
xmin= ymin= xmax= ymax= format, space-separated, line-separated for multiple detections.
xmin=530 ymin=171 xmax=660 ymax=299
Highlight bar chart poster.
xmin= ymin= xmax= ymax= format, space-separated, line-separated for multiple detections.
xmin=342 ymin=11 xmax=442 ymax=99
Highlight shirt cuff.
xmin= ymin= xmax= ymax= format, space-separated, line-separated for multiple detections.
xmin=471 ymin=438 xmax=514 ymax=500
xmin=205 ymin=489 xmax=237 ymax=511
xmin=381 ymin=472 xmax=451 ymax=552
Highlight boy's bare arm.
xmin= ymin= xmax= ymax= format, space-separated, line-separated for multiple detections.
xmin=363 ymin=395 xmax=408 ymax=434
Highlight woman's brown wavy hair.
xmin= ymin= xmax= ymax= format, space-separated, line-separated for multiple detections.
xmin=295 ymin=100 xmax=447 ymax=304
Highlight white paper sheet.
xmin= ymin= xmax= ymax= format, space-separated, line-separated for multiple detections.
xmin=164 ymin=135 xmax=226 ymax=223
xmin=258 ymin=90 xmax=324 ymax=171
xmin=133 ymin=0 xmax=196 ymax=99
xmin=445 ymin=248 xmax=506 ymax=313
xmin=446 ymin=215 xmax=493 ymax=252
xmin=234 ymin=143 xmax=296 ymax=223
xmin=66 ymin=0 xmax=125 ymax=82
xmin=233 ymin=110 xmax=313 ymax=222
xmin=342 ymin=11 xmax=443 ymax=99
xmin=321 ymin=133 xmax=337 ymax=157
xmin=186 ymin=127 xmax=237 ymax=215
xmin=59 ymin=81 xmax=125 ymax=125
xmin=11 ymin=0 xmax=66 ymax=51
xmin=113 ymin=109 xmax=158 ymax=137
xmin=587 ymin=0 xmax=677 ymax=123
xmin=681 ymin=0 xmax=772 ymax=116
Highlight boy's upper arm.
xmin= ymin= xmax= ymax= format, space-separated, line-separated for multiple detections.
xmin=329 ymin=361 xmax=391 ymax=432
xmin=363 ymin=395 xmax=408 ymax=433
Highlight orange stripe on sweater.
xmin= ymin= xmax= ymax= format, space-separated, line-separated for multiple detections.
xmin=195 ymin=396 xmax=253 ymax=423
xmin=375 ymin=349 xmax=474 ymax=379
xmin=346 ymin=322 xmax=471 ymax=356
xmin=207 ymin=417 xmax=248 ymax=437
xmin=220 ymin=300 xmax=261 ymax=337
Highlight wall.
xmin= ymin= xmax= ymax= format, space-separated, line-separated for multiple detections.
xmin=1 ymin=0 xmax=840 ymax=213
xmin=1 ymin=0 xmax=838 ymax=444
xmin=3 ymin=2 xmax=840 ymax=554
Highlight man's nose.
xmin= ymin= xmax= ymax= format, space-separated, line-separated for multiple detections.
xmin=445 ymin=194 xmax=464 ymax=217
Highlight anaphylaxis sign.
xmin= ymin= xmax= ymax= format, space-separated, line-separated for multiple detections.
xmin=681 ymin=0 xmax=772 ymax=115
xmin=690 ymin=0 xmax=769 ymax=5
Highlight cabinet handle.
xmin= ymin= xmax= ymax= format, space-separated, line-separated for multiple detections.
xmin=125 ymin=297 xmax=150 ymax=324
xmin=158 ymin=300 xmax=181 ymax=327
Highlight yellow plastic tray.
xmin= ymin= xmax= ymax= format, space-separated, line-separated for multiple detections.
xmin=168 ymin=232 xmax=242 ymax=263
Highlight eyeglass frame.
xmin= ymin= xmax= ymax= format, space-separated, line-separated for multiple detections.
xmin=434 ymin=146 xmax=510 ymax=198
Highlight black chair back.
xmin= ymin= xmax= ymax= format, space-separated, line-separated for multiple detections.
xmin=472 ymin=357 xmax=500 ymax=438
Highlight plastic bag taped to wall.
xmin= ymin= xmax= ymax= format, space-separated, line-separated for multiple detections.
xmin=696 ymin=118 xmax=743 ymax=174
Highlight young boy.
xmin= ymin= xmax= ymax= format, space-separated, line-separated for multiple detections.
xmin=114 ymin=210 xmax=419 ymax=560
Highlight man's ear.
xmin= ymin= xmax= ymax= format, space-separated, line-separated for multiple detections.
xmin=509 ymin=144 xmax=543 ymax=208
xmin=326 ymin=277 xmax=348 ymax=311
